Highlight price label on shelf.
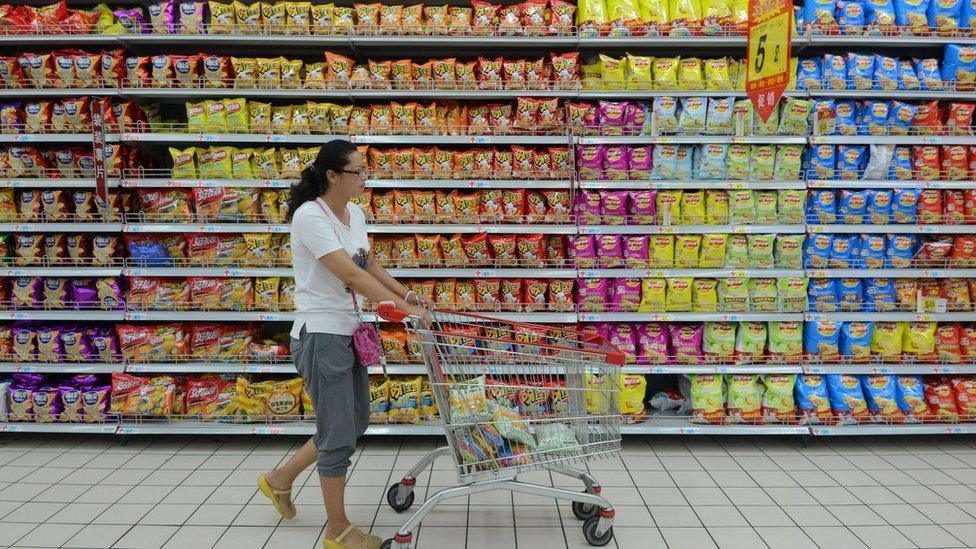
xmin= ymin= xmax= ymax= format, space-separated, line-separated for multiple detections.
xmin=810 ymin=427 xmax=833 ymax=435
xmin=473 ymin=270 xmax=497 ymax=277
xmin=264 ymin=134 xmax=285 ymax=143
xmin=195 ymin=134 xmax=218 ymax=142
xmin=11 ymin=224 xmax=35 ymax=232
xmin=11 ymin=134 xmax=34 ymax=142
xmin=15 ymin=365 xmax=37 ymax=372
xmin=120 ymin=133 xmax=140 ymax=142
xmin=117 ymin=426 xmax=140 ymax=435
xmin=745 ymin=0 xmax=793 ymax=122
xmin=919 ymin=136 xmax=944 ymax=145
xmin=249 ymin=426 xmax=285 ymax=435
xmin=676 ymin=427 xmax=701 ymax=435
xmin=466 ymin=180 xmax=490 ymax=188
xmin=946 ymin=425 xmax=968 ymax=434
xmin=124 ymin=313 xmax=147 ymax=320
xmin=468 ymin=136 xmax=490 ymax=144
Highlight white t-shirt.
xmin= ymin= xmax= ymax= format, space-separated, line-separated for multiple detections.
xmin=289 ymin=199 xmax=370 ymax=338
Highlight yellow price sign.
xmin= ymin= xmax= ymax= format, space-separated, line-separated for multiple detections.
xmin=746 ymin=0 xmax=793 ymax=123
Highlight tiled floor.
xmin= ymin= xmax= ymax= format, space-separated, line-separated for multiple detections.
xmin=0 ymin=435 xmax=975 ymax=548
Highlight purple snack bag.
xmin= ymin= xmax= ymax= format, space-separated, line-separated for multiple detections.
xmin=575 ymin=191 xmax=602 ymax=225
xmin=113 ymin=8 xmax=149 ymax=33
xmin=628 ymin=189 xmax=657 ymax=223
xmin=636 ymin=323 xmax=669 ymax=364
xmin=669 ymin=323 xmax=704 ymax=364
xmin=31 ymin=386 xmax=61 ymax=423
xmin=610 ymin=278 xmax=642 ymax=312
xmin=62 ymin=327 xmax=93 ymax=362
xmin=71 ymin=282 xmax=98 ymax=308
xmin=600 ymin=190 xmax=629 ymax=224
xmin=11 ymin=276 xmax=42 ymax=308
xmin=97 ymin=278 xmax=125 ymax=310
xmin=60 ymin=386 xmax=84 ymax=422
xmin=7 ymin=385 xmax=32 ymax=422
xmin=570 ymin=235 xmax=597 ymax=268
xmin=72 ymin=375 xmax=98 ymax=388
xmin=88 ymin=328 xmax=120 ymax=363
xmin=577 ymin=145 xmax=604 ymax=180
xmin=624 ymin=102 xmax=647 ymax=136
xmin=596 ymin=234 xmax=624 ymax=268
xmin=36 ymin=326 xmax=63 ymax=363
xmin=577 ymin=278 xmax=610 ymax=311
xmin=148 ymin=0 xmax=175 ymax=33
xmin=12 ymin=326 xmax=36 ymax=362
xmin=623 ymin=235 xmax=650 ymax=268
xmin=602 ymin=146 xmax=629 ymax=180
xmin=598 ymin=101 xmax=628 ymax=135
xmin=609 ymin=323 xmax=637 ymax=363
xmin=627 ymin=146 xmax=653 ymax=179
xmin=81 ymin=386 xmax=110 ymax=423
xmin=13 ymin=372 xmax=43 ymax=388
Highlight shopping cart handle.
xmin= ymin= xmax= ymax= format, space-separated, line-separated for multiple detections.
xmin=581 ymin=333 xmax=627 ymax=366
xmin=377 ymin=301 xmax=410 ymax=322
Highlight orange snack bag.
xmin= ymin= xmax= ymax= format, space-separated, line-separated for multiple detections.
xmin=525 ymin=190 xmax=547 ymax=222
xmin=474 ymin=278 xmax=501 ymax=310
xmin=393 ymin=235 xmax=419 ymax=267
xmin=488 ymin=234 xmax=517 ymax=265
xmin=393 ymin=188 xmax=416 ymax=221
xmin=412 ymin=190 xmax=436 ymax=221
xmin=440 ymin=233 xmax=467 ymax=266
xmin=502 ymin=189 xmax=525 ymax=222
xmin=415 ymin=234 xmax=443 ymax=266
xmin=452 ymin=191 xmax=480 ymax=222
xmin=480 ymin=188 xmax=504 ymax=220
xmin=371 ymin=191 xmax=395 ymax=222
xmin=499 ymin=278 xmax=523 ymax=310
xmin=461 ymin=233 xmax=490 ymax=264
xmin=517 ymin=234 xmax=545 ymax=267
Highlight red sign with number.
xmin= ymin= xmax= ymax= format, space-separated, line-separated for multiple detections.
xmin=746 ymin=0 xmax=793 ymax=123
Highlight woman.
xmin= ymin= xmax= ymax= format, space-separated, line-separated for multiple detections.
xmin=258 ymin=140 xmax=430 ymax=549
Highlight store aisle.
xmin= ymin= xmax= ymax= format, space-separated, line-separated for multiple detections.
xmin=0 ymin=434 xmax=974 ymax=548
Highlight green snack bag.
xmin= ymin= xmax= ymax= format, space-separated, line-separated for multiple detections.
xmin=726 ymin=144 xmax=750 ymax=179
xmin=747 ymin=234 xmax=775 ymax=269
xmin=724 ymin=235 xmax=750 ymax=268
xmin=774 ymin=234 xmax=805 ymax=269
xmin=777 ymin=98 xmax=812 ymax=135
xmin=776 ymin=277 xmax=809 ymax=312
xmin=777 ymin=189 xmax=806 ymax=224
xmin=728 ymin=190 xmax=756 ymax=224
xmin=725 ymin=374 xmax=763 ymax=424
xmin=750 ymin=145 xmax=775 ymax=180
xmin=761 ymin=374 xmax=797 ymax=423
xmin=774 ymin=145 xmax=803 ymax=180
xmin=754 ymin=107 xmax=779 ymax=135
xmin=734 ymin=321 xmax=767 ymax=363
xmin=689 ymin=374 xmax=725 ymax=424
xmin=718 ymin=277 xmax=749 ymax=312
xmin=769 ymin=321 xmax=804 ymax=359
xmin=748 ymin=278 xmax=778 ymax=312
xmin=705 ymin=190 xmax=730 ymax=225
xmin=755 ymin=190 xmax=778 ymax=224
xmin=703 ymin=321 xmax=736 ymax=356
xmin=733 ymin=99 xmax=754 ymax=135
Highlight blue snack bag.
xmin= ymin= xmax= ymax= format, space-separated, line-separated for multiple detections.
xmin=963 ymin=0 xmax=976 ymax=30
xmin=796 ymin=375 xmax=832 ymax=424
xmin=862 ymin=374 xmax=900 ymax=422
xmin=805 ymin=0 xmax=840 ymax=33
xmin=886 ymin=234 xmax=917 ymax=267
xmin=805 ymin=321 xmax=842 ymax=359
xmin=834 ymin=100 xmax=858 ymax=135
xmin=895 ymin=375 xmax=929 ymax=422
xmin=873 ymin=55 xmax=900 ymax=90
xmin=928 ymin=0 xmax=963 ymax=33
xmin=847 ymin=53 xmax=875 ymax=89
xmin=894 ymin=0 xmax=930 ymax=32
xmin=806 ymin=144 xmax=837 ymax=178
xmin=674 ymin=145 xmax=693 ymax=179
xmin=888 ymin=146 xmax=914 ymax=179
xmin=127 ymin=239 xmax=172 ymax=267
xmin=868 ymin=190 xmax=892 ymax=223
xmin=831 ymin=235 xmax=859 ymax=267
xmin=864 ymin=278 xmax=896 ymax=311
xmin=804 ymin=233 xmax=833 ymax=267
xmin=837 ymin=278 xmax=864 ymax=309
xmin=797 ymin=58 xmax=823 ymax=90
xmin=942 ymin=44 xmax=976 ymax=88
xmin=808 ymin=278 xmax=839 ymax=311
xmin=838 ymin=0 xmax=866 ymax=33
xmin=809 ymin=190 xmax=838 ymax=222
xmin=914 ymin=58 xmax=944 ymax=90
xmin=826 ymin=374 xmax=869 ymax=424
xmin=898 ymin=59 xmax=921 ymax=89
xmin=861 ymin=234 xmax=888 ymax=268
xmin=841 ymin=321 xmax=873 ymax=357
xmin=823 ymin=54 xmax=848 ymax=89
xmin=862 ymin=100 xmax=890 ymax=135
xmin=887 ymin=101 xmax=917 ymax=134
xmin=840 ymin=189 xmax=869 ymax=223
xmin=837 ymin=145 xmax=867 ymax=179
xmin=864 ymin=0 xmax=897 ymax=32
xmin=891 ymin=188 xmax=921 ymax=223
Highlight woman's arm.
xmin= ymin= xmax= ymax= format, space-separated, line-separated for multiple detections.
xmin=319 ymin=251 xmax=415 ymax=312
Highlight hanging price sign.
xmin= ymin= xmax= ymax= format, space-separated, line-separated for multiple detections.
xmin=746 ymin=0 xmax=793 ymax=123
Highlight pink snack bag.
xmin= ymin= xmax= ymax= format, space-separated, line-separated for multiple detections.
xmin=596 ymin=234 xmax=624 ymax=268
xmin=637 ymin=322 xmax=669 ymax=364
xmin=570 ymin=234 xmax=597 ymax=268
xmin=575 ymin=191 xmax=602 ymax=225
xmin=577 ymin=145 xmax=604 ymax=180
xmin=623 ymin=235 xmax=650 ymax=268
xmin=602 ymin=145 xmax=629 ymax=180
xmin=581 ymin=322 xmax=612 ymax=342
xmin=600 ymin=190 xmax=629 ymax=224
xmin=610 ymin=323 xmax=637 ymax=364
xmin=624 ymin=102 xmax=647 ymax=136
xmin=628 ymin=189 xmax=657 ymax=223
xmin=577 ymin=278 xmax=610 ymax=311
xmin=628 ymin=146 xmax=653 ymax=179
xmin=598 ymin=100 xmax=628 ymax=135
xmin=610 ymin=278 xmax=642 ymax=312
xmin=670 ymin=323 xmax=704 ymax=364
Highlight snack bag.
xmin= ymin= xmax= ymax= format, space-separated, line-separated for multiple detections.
xmin=924 ymin=377 xmax=959 ymax=421
xmin=689 ymin=374 xmax=724 ymax=424
xmin=804 ymin=320 xmax=841 ymax=361
xmin=726 ymin=374 xmax=762 ymax=424
xmin=795 ymin=375 xmax=832 ymax=424
xmin=703 ymin=321 xmax=735 ymax=357
xmin=895 ymin=375 xmax=928 ymax=422
xmin=826 ymin=374 xmax=869 ymax=424
xmin=903 ymin=322 xmax=937 ymax=361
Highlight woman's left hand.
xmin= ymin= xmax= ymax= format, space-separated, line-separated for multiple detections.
xmin=408 ymin=293 xmax=435 ymax=310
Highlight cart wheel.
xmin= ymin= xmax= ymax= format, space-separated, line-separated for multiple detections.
xmin=386 ymin=482 xmax=415 ymax=513
xmin=582 ymin=516 xmax=613 ymax=547
xmin=380 ymin=539 xmax=393 ymax=549
xmin=572 ymin=500 xmax=599 ymax=521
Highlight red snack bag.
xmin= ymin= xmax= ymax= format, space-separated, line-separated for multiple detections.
xmin=548 ymin=279 xmax=574 ymax=311
xmin=480 ymin=188 xmax=503 ymax=220
xmin=951 ymin=377 xmax=976 ymax=417
xmin=936 ymin=324 xmax=964 ymax=363
xmin=474 ymin=278 xmax=501 ymax=310
xmin=946 ymin=102 xmax=975 ymax=134
xmin=537 ymin=97 xmax=561 ymax=128
xmin=521 ymin=0 xmax=549 ymax=33
xmin=488 ymin=234 xmax=517 ymax=265
xmin=961 ymin=326 xmax=976 ymax=358
xmin=476 ymin=56 xmax=503 ymax=90
xmin=497 ymin=4 xmax=522 ymax=35
xmin=966 ymin=189 xmax=976 ymax=223
xmin=110 ymin=371 xmax=147 ymax=413
xmin=543 ymin=189 xmax=571 ymax=222
xmin=472 ymin=149 xmax=494 ymax=178
xmin=913 ymin=146 xmax=940 ymax=181
xmin=185 ymin=233 xmax=219 ymax=263
xmin=499 ymin=278 xmax=522 ymax=310
xmin=941 ymin=278 xmax=971 ymax=311
xmin=941 ymin=145 xmax=969 ymax=180
xmin=489 ymin=103 xmax=513 ymax=131
xmin=917 ymin=189 xmax=943 ymax=224
xmin=525 ymin=190 xmax=546 ymax=222
xmin=511 ymin=145 xmax=533 ymax=174
xmin=549 ymin=52 xmax=578 ymax=87
xmin=514 ymin=97 xmax=540 ymax=129
xmin=522 ymin=278 xmax=549 ymax=310
xmin=913 ymin=100 xmax=940 ymax=133
xmin=461 ymin=233 xmax=490 ymax=264
xmin=548 ymin=0 xmax=576 ymax=34
xmin=950 ymin=236 xmax=976 ymax=267
xmin=545 ymin=234 xmax=566 ymax=265
xmin=531 ymin=149 xmax=551 ymax=178
xmin=517 ymin=233 xmax=545 ymax=267
xmin=917 ymin=278 xmax=941 ymax=299
xmin=189 ymin=323 xmax=221 ymax=357
xmin=924 ymin=377 xmax=959 ymax=422
xmin=502 ymin=58 xmax=526 ymax=90
xmin=502 ymin=189 xmax=525 ymax=222
xmin=944 ymin=190 xmax=966 ymax=224
xmin=549 ymin=146 xmax=572 ymax=175
xmin=471 ymin=0 xmax=501 ymax=34
xmin=524 ymin=57 xmax=549 ymax=90
xmin=493 ymin=148 xmax=514 ymax=176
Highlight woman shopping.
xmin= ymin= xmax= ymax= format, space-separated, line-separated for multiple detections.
xmin=258 ymin=140 xmax=431 ymax=549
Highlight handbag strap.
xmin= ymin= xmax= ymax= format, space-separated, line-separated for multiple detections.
xmin=313 ymin=198 xmax=364 ymax=320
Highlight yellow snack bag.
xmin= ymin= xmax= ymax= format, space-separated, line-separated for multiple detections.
xmin=304 ymin=62 xmax=327 ymax=89
xmin=231 ymin=148 xmax=254 ymax=179
xmin=692 ymin=278 xmax=719 ymax=312
xmin=638 ymin=0 xmax=669 ymax=34
xmin=617 ymin=373 xmax=647 ymax=416
xmin=585 ymin=374 xmax=610 ymax=414
xmin=690 ymin=374 xmax=724 ymax=423
xmin=625 ymin=53 xmax=653 ymax=90
xmin=369 ymin=378 xmax=391 ymax=422
xmin=666 ymin=277 xmax=693 ymax=311
xmin=718 ymin=277 xmax=748 ymax=312
xmin=235 ymin=377 xmax=303 ymax=416
xmin=186 ymin=101 xmax=208 ymax=132
xmin=656 ymin=190 xmax=682 ymax=224
xmin=639 ymin=278 xmax=667 ymax=312
xmin=252 ymin=148 xmax=279 ymax=178
xmin=244 ymin=233 xmax=273 ymax=265
xmin=748 ymin=277 xmax=778 ymax=312
xmin=599 ymin=54 xmax=626 ymax=89
xmin=669 ymin=0 xmax=703 ymax=36
xmin=652 ymin=56 xmax=679 ymax=88
xmin=235 ymin=1 xmax=263 ymax=33
xmin=259 ymin=190 xmax=280 ymax=222
xmin=290 ymin=103 xmax=310 ymax=134
xmin=871 ymin=322 xmax=904 ymax=358
xmin=699 ymin=0 xmax=731 ymax=34
xmin=903 ymin=322 xmax=937 ymax=359
xmin=209 ymin=1 xmax=236 ymax=33
xmin=681 ymin=190 xmax=705 ymax=224
xmin=310 ymin=3 xmax=334 ymax=33
xmin=223 ymin=98 xmax=248 ymax=132
xmin=388 ymin=376 xmax=422 ymax=424
xmin=705 ymin=190 xmax=730 ymax=224
xmin=170 ymin=147 xmax=197 ymax=179
xmin=677 ymin=57 xmax=704 ymax=90
xmin=699 ymin=234 xmax=727 ymax=268
xmin=674 ymin=234 xmax=701 ymax=268
xmin=249 ymin=101 xmax=272 ymax=133
xmin=261 ymin=2 xmax=288 ymax=33
xmin=281 ymin=58 xmax=303 ymax=89
xmin=271 ymin=105 xmax=292 ymax=134
xmin=703 ymin=57 xmax=731 ymax=90
xmin=254 ymin=276 xmax=280 ymax=309
xmin=285 ymin=1 xmax=311 ymax=34
xmin=204 ymin=100 xmax=228 ymax=133
xmin=648 ymin=235 xmax=675 ymax=268
xmin=231 ymin=57 xmax=257 ymax=87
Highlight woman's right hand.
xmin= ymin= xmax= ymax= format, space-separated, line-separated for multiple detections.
xmin=406 ymin=304 xmax=432 ymax=325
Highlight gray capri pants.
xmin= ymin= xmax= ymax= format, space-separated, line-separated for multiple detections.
xmin=292 ymin=326 xmax=370 ymax=478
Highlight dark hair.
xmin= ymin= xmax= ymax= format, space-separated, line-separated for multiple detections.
xmin=285 ymin=139 xmax=359 ymax=221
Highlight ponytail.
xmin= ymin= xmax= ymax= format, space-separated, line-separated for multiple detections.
xmin=285 ymin=139 xmax=359 ymax=221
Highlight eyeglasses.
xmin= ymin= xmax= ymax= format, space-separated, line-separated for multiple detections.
xmin=339 ymin=168 xmax=367 ymax=177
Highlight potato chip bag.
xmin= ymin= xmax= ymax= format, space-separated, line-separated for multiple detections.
xmin=925 ymin=377 xmax=959 ymax=422
xmin=824 ymin=374 xmax=868 ymax=424
xmin=759 ymin=374 xmax=795 ymax=424
xmin=690 ymin=374 xmax=724 ymax=424
xmin=703 ymin=190 xmax=729 ymax=225
xmin=692 ymin=278 xmax=718 ymax=312
xmin=893 ymin=375 xmax=927 ymax=423
xmin=725 ymin=374 xmax=762 ymax=424
xmin=869 ymin=321 xmax=903 ymax=358
xmin=747 ymin=234 xmax=775 ymax=269
xmin=903 ymin=322 xmax=936 ymax=361
xmin=665 ymin=277 xmax=693 ymax=311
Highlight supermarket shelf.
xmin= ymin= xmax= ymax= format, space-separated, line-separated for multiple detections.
xmin=122 ymin=311 xmax=295 ymax=321
xmin=808 ymin=224 xmax=976 ymax=234
xmin=0 ymin=267 xmax=121 ymax=277
xmin=579 ymin=224 xmax=805 ymax=235
xmin=0 ymin=89 xmax=116 ymax=98
xmin=810 ymin=135 xmax=976 ymax=145
xmin=806 ymin=179 xmax=976 ymax=189
xmin=125 ymin=362 xmax=297 ymax=374
xmin=578 ymin=90 xmax=749 ymax=99
xmin=362 ymin=312 xmax=578 ymax=323
xmin=0 ymin=362 xmax=123 ymax=373
xmin=0 ymin=310 xmax=122 ymax=321
xmin=122 ymin=223 xmax=288 ymax=234
xmin=577 ymin=36 xmax=810 ymax=49
xmin=579 ymin=312 xmax=803 ymax=322
xmin=114 ymin=421 xmax=315 ymax=436
xmin=810 ymin=424 xmax=976 ymax=436
xmin=116 ymin=133 xmax=340 ymax=144
xmin=365 ymin=179 xmax=572 ymax=189
xmin=386 ymin=268 xmax=575 ymax=278
xmin=808 ymin=89 xmax=976 ymax=101
xmin=123 ymin=267 xmax=291 ymax=277
xmin=350 ymin=135 xmax=571 ymax=145
xmin=1 ymin=423 xmax=119 ymax=434
xmin=620 ymin=417 xmax=809 ymax=436
xmin=119 ymin=88 xmax=349 ymax=100
xmin=0 ymin=178 xmax=97 ymax=188
xmin=579 ymin=269 xmax=804 ymax=279
xmin=349 ymin=89 xmax=580 ymax=100
xmin=115 ymin=133 xmax=571 ymax=145
xmin=802 ymin=364 xmax=975 ymax=375
xmin=577 ymin=136 xmax=807 ymax=145
xmin=121 ymin=178 xmax=295 ymax=188
xmin=367 ymin=224 xmax=577 ymax=234
xmin=808 ymin=34 xmax=976 ymax=47
xmin=0 ymin=34 xmax=118 ymax=46
xmin=806 ymin=269 xmax=976 ymax=278
xmin=804 ymin=312 xmax=976 ymax=322
xmin=118 ymin=34 xmax=577 ymax=49
xmin=0 ymin=133 xmax=92 ymax=143
xmin=640 ymin=365 xmax=803 ymax=375
xmin=577 ymin=180 xmax=807 ymax=190
xmin=0 ymin=223 xmax=122 ymax=232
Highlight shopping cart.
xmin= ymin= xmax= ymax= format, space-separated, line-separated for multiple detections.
xmin=376 ymin=304 xmax=626 ymax=548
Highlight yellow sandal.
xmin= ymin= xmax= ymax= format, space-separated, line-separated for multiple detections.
xmin=323 ymin=524 xmax=382 ymax=549
xmin=257 ymin=473 xmax=297 ymax=520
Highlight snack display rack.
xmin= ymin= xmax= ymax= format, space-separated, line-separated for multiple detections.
xmin=6 ymin=3 xmax=976 ymax=438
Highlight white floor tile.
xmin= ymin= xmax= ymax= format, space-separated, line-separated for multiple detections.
xmin=848 ymin=525 xmax=918 ymax=549
xmin=62 ymin=524 xmax=131 ymax=549
xmin=612 ymin=527 xmax=667 ymax=549
xmin=754 ymin=526 xmax=818 ymax=549
xmin=263 ymin=525 xmax=323 ymax=549
xmin=186 ymin=504 xmax=245 ymax=526
xmin=13 ymin=522 xmax=84 ymax=548
xmin=895 ymin=525 xmax=966 ymax=549
xmin=212 ymin=526 xmax=275 ymax=549
xmin=3 ymin=501 xmax=64 ymax=522
xmin=802 ymin=526 xmax=869 ymax=549
xmin=708 ymin=526 xmax=768 ymax=549
xmin=48 ymin=502 xmax=111 ymax=524
xmin=659 ymin=527 xmax=718 ymax=549
xmin=111 ymin=525 xmax=178 ymax=548
xmin=161 ymin=526 xmax=227 ymax=548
